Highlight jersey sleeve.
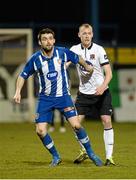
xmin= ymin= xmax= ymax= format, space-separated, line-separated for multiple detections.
xmin=99 ymin=46 xmax=110 ymax=66
xmin=20 ymin=57 xmax=35 ymax=79
xmin=65 ymin=48 xmax=79 ymax=64
xmin=70 ymin=45 xmax=75 ymax=52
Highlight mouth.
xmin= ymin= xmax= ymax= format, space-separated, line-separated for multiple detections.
xmin=46 ymin=45 xmax=52 ymax=49
xmin=85 ymin=39 xmax=90 ymax=42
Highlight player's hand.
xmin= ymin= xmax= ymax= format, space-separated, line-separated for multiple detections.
xmin=95 ymin=85 xmax=106 ymax=95
xmin=85 ymin=64 xmax=94 ymax=75
xmin=13 ymin=93 xmax=21 ymax=104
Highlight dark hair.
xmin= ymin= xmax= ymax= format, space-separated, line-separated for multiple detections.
xmin=38 ymin=28 xmax=55 ymax=41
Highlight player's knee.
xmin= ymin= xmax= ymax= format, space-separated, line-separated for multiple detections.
xmin=70 ymin=120 xmax=81 ymax=130
xmin=74 ymin=123 xmax=81 ymax=130
xmin=101 ymin=116 xmax=112 ymax=127
xmin=36 ymin=128 xmax=47 ymax=138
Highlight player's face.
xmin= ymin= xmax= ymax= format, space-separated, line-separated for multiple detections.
xmin=40 ymin=33 xmax=55 ymax=51
xmin=78 ymin=27 xmax=93 ymax=48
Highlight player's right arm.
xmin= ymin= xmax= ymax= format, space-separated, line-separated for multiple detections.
xmin=13 ymin=55 xmax=35 ymax=103
xmin=13 ymin=76 xmax=25 ymax=104
xmin=65 ymin=47 xmax=93 ymax=75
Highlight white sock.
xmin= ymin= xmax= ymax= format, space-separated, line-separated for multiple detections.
xmin=74 ymin=133 xmax=85 ymax=150
xmin=103 ymin=128 xmax=114 ymax=159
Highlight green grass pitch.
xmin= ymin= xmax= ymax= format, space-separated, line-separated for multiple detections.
xmin=0 ymin=120 xmax=136 ymax=179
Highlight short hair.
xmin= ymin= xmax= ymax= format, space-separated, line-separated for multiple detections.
xmin=79 ymin=23 xmax=93 ymax=32
xmin=38 ymin=28 xmax=55 ymax=41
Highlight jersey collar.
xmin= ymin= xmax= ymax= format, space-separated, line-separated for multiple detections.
xmin=81 ymin=42 xmax=93 ymax=50
xmin=41 ymin=47 xmax=57 ymax=61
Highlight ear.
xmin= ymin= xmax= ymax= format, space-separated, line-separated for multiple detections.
xmin=78 ymin=32 xmax=81 ymax=38
xmin=92 ymin=31 xmax=94 ymax=38
xmin=38 ymin=40 xmax=41 ymax=46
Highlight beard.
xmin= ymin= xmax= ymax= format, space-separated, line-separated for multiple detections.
xmin=42 ymin=46 xmax=53 ymax=53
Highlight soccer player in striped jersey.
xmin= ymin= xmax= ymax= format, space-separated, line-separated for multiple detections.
xmin=69 ymin=23 xmax=115 ymax=166
xmin=13 ymin=28 xmax=103 ymax=167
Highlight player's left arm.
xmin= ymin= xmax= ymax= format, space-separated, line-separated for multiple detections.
xmin=78 ymin=56 xmax=94 ymax=74
xmin=65 ymin=61 xmax=71 ymax=69
xmin=95 ymin=64 xmax=112 ymax=95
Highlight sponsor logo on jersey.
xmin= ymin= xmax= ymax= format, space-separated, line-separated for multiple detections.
xmin=47 ymin=71 xmax=58 ymax=81
xmin=86 ymin=60 xmax=93 ymax=66
xmin=79 ymin=60 xmax=93 ymax=71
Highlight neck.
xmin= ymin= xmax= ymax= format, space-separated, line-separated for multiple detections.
xmin=42 ymin=47 xmax=54 ymax=58
xmin=81 ymin=42 xmax=92 ymax=49
xmin=82 ymin=42 xmax=92 ymax=49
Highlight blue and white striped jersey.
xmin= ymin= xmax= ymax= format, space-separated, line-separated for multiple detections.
xmin=20 ymin=46 xmax=79 ymax=97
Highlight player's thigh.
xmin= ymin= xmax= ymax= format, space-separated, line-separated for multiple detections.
xmin=58 ymin=95 xmax=77 ymax=119
xmin=99 ymin=89 xmax=113 ymax=116
xmin=35 ymin=96 xmax=54 ymax=123
xmin=76 ymin=105 xmax=91 ymax=116
xmin=75 ymin=92 xmax=99 ymax=116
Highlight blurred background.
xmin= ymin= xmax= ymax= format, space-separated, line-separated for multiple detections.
xmin=0 ymin=0 xmax=136 ymax=122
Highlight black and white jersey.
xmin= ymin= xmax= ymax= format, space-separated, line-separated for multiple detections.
xmin=70 ymin=43 xmax=110 ymax=94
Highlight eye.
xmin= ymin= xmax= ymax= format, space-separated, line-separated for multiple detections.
xmin=41 ymin=37 xmax=47 ymax=41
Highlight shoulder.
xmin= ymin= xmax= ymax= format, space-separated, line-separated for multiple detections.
xmin=32 ymin=50 xmax=41 ymax=57
xmin=70 ymin=43 xmax=81 ymax=53
xmin=27 ymin=50 xmax=41 ymax=62
xmin=93 ymin=42 xmax=103 ymax=49
xmin=70 ymin=43 xmax=81 ymax=50
xmin=55 ymin=46 xmax=66 ymax=51
xmin=54 ymin=46 xmax=69 ymax=57
xmin=93 ymin=42 xmax=105 ymax=51
xmin=54 ymin=46 xmax=69 ymax=55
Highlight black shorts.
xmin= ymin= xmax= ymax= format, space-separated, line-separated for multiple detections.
xmin=75 ymin=89 xmax=113 ymax=117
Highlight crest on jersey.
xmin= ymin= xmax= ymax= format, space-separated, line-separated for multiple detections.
xmin=90 ymin=54 xmax=95 ymax=59
xmin=57 ymin=58 xmax=62 ymax=64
